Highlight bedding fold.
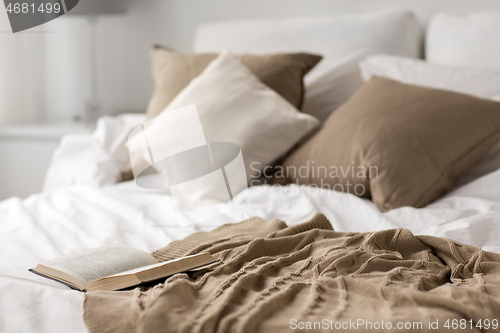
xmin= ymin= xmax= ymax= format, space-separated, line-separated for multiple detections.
xmin=84 ymin=213 xmax=500 ymax=333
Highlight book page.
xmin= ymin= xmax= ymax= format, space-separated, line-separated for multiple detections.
xmin=85 ymin=252 xmax=217 ymax=291
xmin=108 ymin=252 xmax=213 ymax=277
xmin=43 ymin=244 xmax=158 ymax=284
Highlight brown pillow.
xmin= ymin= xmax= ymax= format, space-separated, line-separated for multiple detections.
xmin=145 ymin=45 xmax=322 ymax=119
xmin=282 ymin=77 xmax=500 ymax=211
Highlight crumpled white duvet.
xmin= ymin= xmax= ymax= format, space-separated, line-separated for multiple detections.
xmin=43 ymin=114 xmax=145 ymax=192
xmin=2 ymin=115 xmax=500 ymax=333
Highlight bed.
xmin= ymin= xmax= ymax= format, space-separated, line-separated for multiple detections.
xmin=2 ymin=6 xmax=500 ymax=333
xmin=4 ymin=157 xmax=500 ymax=332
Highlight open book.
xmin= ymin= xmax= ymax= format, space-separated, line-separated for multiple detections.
xmin=29 ymin=244 xmax=217 ymax=292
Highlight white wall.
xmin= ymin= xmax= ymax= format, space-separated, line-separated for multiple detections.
xmin=0 ymin=9 xmax=45 ymax=124
xmin=4 ymin=0 xmax=500 ymax=123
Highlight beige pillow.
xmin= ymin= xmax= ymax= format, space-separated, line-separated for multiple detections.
xmin=130 ymin=51 xmax=319 ymax=186
xmin=145 ymin=45 xmax=322 ymax=119
xmin=282 ymin=78 xmax=500 ymax=211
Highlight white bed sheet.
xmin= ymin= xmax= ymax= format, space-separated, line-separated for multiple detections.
xmin=2 ymin=171 xmax=500 ymax=333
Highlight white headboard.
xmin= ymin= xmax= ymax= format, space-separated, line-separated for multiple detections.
xmin=127 ymin=0 xmax=500 ymax=51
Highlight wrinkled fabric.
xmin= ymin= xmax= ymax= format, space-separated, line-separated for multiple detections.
xmin=85 ymin=214 xmax=500 ymax=333
xmin=43 ymin=113 xmax=145 ymax=191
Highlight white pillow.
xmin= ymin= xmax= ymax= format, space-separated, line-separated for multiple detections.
xmin=194 ymin=10 xmax=421 ymax=59
xmin=193 ymin=10 xmax=422 ymax=120
xmin=427 ymin=12 xmax=500 ymax=69
xmin=301 ymin=50 xmax=365 ymax=122
xmin=360 ymin=54 xmax=500 ymax=101
xmin=360 ymin=54 xmax=500 ymax=186
xmin=150 ymin=50 xmax=319 ymax=181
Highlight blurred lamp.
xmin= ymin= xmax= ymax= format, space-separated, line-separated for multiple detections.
xmin=66 ymin=0 xmax=127 ymax=123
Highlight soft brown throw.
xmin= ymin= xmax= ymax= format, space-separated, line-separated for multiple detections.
xmin=84 ymin=214 xmax=500 ymax=332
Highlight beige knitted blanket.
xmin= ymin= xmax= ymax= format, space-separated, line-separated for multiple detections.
xmin=84 ymin=213 xmax=500 ymax=333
